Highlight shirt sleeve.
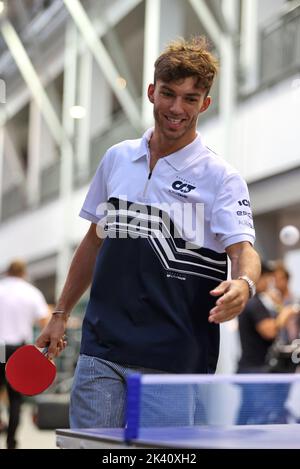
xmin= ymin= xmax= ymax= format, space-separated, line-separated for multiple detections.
xmin=79 ymin=151 xmax=110 ymax=224
xmin=249 ymin=298 xmax=271 ymax=325
xmin=211 ymin=172 xmax=256 ymax=249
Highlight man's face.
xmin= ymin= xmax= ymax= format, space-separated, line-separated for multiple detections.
xmin=274 ymin=270 xmax=288 ymax=294
xmin=148 ymin=77 xmax=211 ymax=145
xmin=257 ymin=272 xmax=274 ymax=293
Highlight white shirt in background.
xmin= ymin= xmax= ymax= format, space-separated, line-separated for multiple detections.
xmin=0 ymin=277 xmax=48 ymax=344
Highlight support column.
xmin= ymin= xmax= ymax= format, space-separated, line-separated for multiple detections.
xmin=219 ymin=33 xmax=236 ymax=165
xmin=142 ymin=0 xmax=186 ymax=128
xmin=219 ymin=0 xmax=239 ymax=165
xmin=142 ymin=0 xmax=161 ymax=128
xmin=159 ymin=0 xmax=186 ymax=52
xmin=240 ymin=0 xmax=259 ymax=94
xmin=76 ymin=47 xmax=92 ymax=184
xmin=55 ymin=23 xmax=77 ymax=299
xmin=27 ymin=101 xmax=42 ymax=208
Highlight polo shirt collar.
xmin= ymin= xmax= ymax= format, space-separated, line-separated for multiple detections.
xmin=131 ymin=127 xmax=205 ymax=171
xmin=131 ymin=128 xmax=152 ymax=162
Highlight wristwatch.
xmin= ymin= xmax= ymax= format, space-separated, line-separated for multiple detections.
xmin=237 ymin=275 xmax=256 ymax=298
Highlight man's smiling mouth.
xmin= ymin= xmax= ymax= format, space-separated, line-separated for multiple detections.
xmin=165 ymin=116 xmax=185 ymax=126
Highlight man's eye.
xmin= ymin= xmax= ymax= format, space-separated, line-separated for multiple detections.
xmin=161 ymin=91 xmax=173 ymax=97
xmin=186 ymin=97 xmax=198 ymax=103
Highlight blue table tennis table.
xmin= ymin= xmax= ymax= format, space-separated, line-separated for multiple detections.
xmin=56 ymin=424 xmax=300 ymax=449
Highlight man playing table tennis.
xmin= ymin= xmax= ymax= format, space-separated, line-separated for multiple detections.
xmin=36 ymin=36 xmax=261 ymax=428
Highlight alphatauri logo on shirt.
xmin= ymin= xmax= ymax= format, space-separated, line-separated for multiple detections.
xmin=171 ymin=180 xmax=196 ymax=194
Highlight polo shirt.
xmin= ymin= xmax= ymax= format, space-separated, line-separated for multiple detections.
xmin=79 ymin=128 xmax=255 ymax=373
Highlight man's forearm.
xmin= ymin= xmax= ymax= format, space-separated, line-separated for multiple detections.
xmin=55 ymin=225 xmax=103 ymax=316
xmin=209 ymin=243 xmax=261 ymax=323
xmin=229 ymin=243 xmax=261 ymax=283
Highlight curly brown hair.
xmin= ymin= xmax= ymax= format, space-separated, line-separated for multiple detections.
xmin=154 ymin=36 xmax=219 ymax=94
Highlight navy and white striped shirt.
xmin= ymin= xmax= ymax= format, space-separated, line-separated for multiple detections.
xmin=79 ymin=128 xmax=255 ymax=373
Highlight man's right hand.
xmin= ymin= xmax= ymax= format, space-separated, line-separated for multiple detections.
xmin=35 ymin=314 xmax=68 ymax=360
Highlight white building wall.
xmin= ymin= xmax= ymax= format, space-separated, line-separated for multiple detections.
xmin=201 ymin=73 xmax=300 ymax=181
xmin=0 ymin=187 xmax=89 ymax=272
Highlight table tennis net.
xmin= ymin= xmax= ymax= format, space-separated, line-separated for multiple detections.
xmin=125 ymin=374 xmax=300 ymax=440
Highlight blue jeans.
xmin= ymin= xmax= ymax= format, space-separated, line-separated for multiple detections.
xmin=70 ymin=355 xmax=195 ymax=428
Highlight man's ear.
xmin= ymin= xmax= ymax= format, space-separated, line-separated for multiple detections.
xmin=200 ymin=96 xmax=211 ymax=113
xmin=148 ymin=84 xmax=155 ymax=103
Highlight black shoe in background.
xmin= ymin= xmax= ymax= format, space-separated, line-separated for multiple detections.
xmin=6 ymin=438 xmax=17 ymax=449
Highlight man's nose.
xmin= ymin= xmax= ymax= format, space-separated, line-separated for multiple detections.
xmin=169 ymin=97 xmax=184 ymax=114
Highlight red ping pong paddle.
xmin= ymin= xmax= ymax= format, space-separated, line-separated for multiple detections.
xmin=5 ymin=344 xmax=56 ymax=396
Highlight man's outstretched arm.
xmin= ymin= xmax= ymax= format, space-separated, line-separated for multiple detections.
xmin=209 ymin=241 xmax=261 ymax=323
xmin=36 ymin=223 xmax=103 ymax=358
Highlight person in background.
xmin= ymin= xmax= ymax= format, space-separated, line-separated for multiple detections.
xmin=274 ymin=262 xmax=294 ymax=306
xmin=238 ymin=262 xmax=296 ymax=372
xmin=274 ymin=262 xmax=300 ymax=343
xmin=0 ymin=260 xmax=49 ymax=449
xmin=237 ymin=262 xmax=297 ymax=424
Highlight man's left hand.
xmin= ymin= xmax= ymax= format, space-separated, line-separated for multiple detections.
xmin=208 ymin=279 xmax=250 ymax=323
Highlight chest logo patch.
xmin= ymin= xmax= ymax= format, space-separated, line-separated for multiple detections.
xmin=171 ymin=180 xmax=196 ymax=194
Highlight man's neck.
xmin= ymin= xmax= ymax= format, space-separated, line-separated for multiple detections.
xmin=149 ymin=130 xmax=197 ymax=159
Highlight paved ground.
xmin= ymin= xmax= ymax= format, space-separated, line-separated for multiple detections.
xmin=0 ymin=404 xmax=57 ymax=449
